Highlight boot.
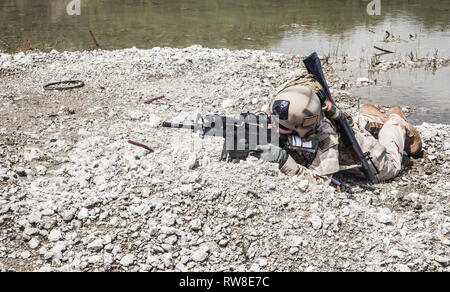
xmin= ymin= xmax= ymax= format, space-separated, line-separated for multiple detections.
xmin=386 ymin=106 xmax=422 ymax=156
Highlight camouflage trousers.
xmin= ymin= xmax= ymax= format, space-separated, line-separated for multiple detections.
xmin=350 ymin=113 xmax=407 ymax=181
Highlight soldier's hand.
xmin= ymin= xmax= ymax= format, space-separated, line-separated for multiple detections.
xmin=252 ymin=144 xmax=288 ymax=168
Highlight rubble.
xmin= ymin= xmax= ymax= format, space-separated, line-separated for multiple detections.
xmin=0 ymin=46 xmax=448 ymax=271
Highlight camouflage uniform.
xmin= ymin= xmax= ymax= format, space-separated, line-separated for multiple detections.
xmin=279 ymin=106 xmax=408 ymax=185
xmin=269 ymin=74 xmax=408 ymax=185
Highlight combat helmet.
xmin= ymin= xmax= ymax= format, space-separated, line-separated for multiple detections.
xmin=269 ymin=85 xmax=322 ymax=137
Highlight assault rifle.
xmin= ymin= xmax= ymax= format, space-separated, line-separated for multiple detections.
xmin=162 ymin=113 xmax=317 ymax=162
xmin=303 ymin=52 xmax=380 ymax=184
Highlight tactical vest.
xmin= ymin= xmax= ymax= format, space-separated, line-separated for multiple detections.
xmin=275 ymin=73 xmax=325 ymax=96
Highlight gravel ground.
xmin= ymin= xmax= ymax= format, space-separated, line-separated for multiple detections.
xmin=0 ymin=46 xmax=449 ymax=272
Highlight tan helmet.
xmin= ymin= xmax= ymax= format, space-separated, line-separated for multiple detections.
xmin=270 ymin=85 xmax=322 ymax=137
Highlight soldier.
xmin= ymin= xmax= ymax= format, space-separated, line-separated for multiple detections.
xmin=253 ymin=76 xmax=422 ymax=185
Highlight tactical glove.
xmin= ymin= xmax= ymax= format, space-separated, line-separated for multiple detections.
xmin=253 ymin=144 xmax=288 ymax=168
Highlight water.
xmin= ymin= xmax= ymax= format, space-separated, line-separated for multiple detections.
xmin=1 ymin=0 xmax=449 ymax=123
xmin=350 ymin=66 xmax=450 ymax=124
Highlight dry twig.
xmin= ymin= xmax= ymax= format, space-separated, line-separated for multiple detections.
xmin=143 ymin=95 xmax=165 ymax=104
xmin=374 ymin=46 xmax=394 ymax=54
xmin=127 ymin=140 xmax=154 ymax=152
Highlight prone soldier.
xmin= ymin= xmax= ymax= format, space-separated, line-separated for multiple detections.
xmin=253 ymin=74 xmax=422 ymax=185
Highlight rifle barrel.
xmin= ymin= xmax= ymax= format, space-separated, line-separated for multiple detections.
xmin=162 ymin=122 xmax=195 ymax=130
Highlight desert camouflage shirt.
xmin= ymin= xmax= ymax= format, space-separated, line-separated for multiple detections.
xmin=280 ymin=115 xmax=385 ymax=185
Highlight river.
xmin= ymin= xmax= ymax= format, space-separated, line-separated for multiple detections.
xmin=1 ymin=0 xmax=449 ymax=123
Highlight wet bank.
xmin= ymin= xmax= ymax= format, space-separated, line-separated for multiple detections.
xmin=1 ymin=0 xmax=449 ymax=124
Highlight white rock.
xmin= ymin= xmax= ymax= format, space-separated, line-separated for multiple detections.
xmin=88 ymin=255 xmax=102 ymax=264
xmin=186 ymin=153 xmax=197 ymax=170
xmin=87 ymin=239 xmax=104 ymax=251
xmin=292 ymin=236 xmax=303 ymax=247
xmin=444 ymin=140 xmax=450 ymax=151
xmin=35 ymin=166 xmax=47 ymax=176
xmin=175 ymin=262 xmax=188 ymax=272
xmin=434 ymin=255 xmax=449 ymax=266
xmin=77 ymin=208 xmax=89 ymax=220
xmin=309 ymin=215 xmax=323 ymax=230
xmin=50 ymin=241 xmax=67 ymax=254
xmin=62 ymin=209 xmax=76 ymax=222
xmin=28 ymin=238 xmax=40 ymax=249
xmin=21 ymin=251 xmax=31 ymax=259
xmin=147 ymin=116 xmax=162 ymax=128
xmin=120 ymin=254 xmax=135 ymax=267
xmin=439 ymin=236 xmax=450 ymax=246
xmin=221 ymin=99 xmax=234 ymax=109
xmin=377 ymin=208 xmax=395 ymax=225
xmin=395 ymin=264 xmax=411 ymax=272
xmin=258 ymin=258 xmax=268 ymax=267
xmin=48 ymin=229 xmax=62 ymax=242
xmin=161 ymin=213 xmax=176 ymax=226
xmin=389 ymin=248 xmax=405 ymax=258
xmin=189 ymin=219 xmax=202 ymax=231
xmin=191 ymin=246 xmax=209 ymax=262
xmin=28 ymin=212 xmax=42 ymax=225
xmin=356 ymin=77 xmax=369 ymax=83
xmin=250 ymin=263 xmax=261 ymax=272
xmin=23 ymin=148 xmax=42 ymax=162
xmin=104 ymin=253 xmax=113 ymax=265
xmin=298 ymin=180 xmax=309 ymax=192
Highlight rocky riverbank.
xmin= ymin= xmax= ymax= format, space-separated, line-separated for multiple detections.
xmin=0 ymin=46 xmax=449 ymax=271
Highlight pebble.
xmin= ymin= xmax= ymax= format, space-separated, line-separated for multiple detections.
xmin=0 ymin=47 xmax=448 ymax=273
xmin=186 ymin=153 xmax=197 ymax=170
xmin=439 ymin=235 xmax=450 ymax=246
xmin=250 ymin=263 xmax=261 ymax=272
xmin=309 ymin=215 xmax=323 ymax=230
xmin=191 ymin=246 xmax=209 ymax=263
xmin=62 ymin=210 xmax=76 ymax=222
xmin=28 ymin=238 xmax=40 ymax=249
xmin=189 ymin=219 xmax=202 ymax=231
xmin=434 ymin=255 xmax=449 ymax=267
xmin=291 ymin=236 xmax=303 ymax=247
xmin=394 ymin=264 xmax=411 ymax=272
xmin=87 ymin=239 xmax=104 ymax=251
xmin=77 ymin=208 xmax=89 ymax=220
xmin=298 ymin=180 xmax=309 ymax=192
xmin=258 ymin=258 xmax=268 ymax=267
xmin=21 ymin=251 xmax=31 ymax=259
xmin=120 ymin=254 xmax=135 ymax=267
xmin=356 ymin=77 xmax=369 ymax=84
xmin=28 ymin=212 xmax=42 ymax=225
xmin=267 ymin=182 xmax=276 ymax=191
xmin=377 ymin=208 xmax=395 ymax=225
xmin=48 ymin=230 xmax=62 ymax=242
xmin=161 ymin=213 xmax=176 ymax=227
